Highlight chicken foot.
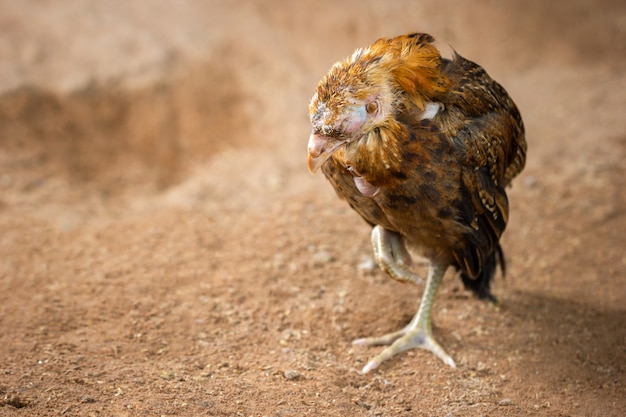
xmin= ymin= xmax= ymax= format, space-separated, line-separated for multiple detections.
xmin=354 ymin=227 xmax=456 ymax=373
xmin=370 ymin=226 xmax=423 ymax=284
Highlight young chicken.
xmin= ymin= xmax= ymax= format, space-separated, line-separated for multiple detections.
xmin=307 ymin=33 xmax=527 ymax=373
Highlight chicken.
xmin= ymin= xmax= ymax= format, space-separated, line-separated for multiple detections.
xmin=307 ymin=33 xmax=527 ymax=373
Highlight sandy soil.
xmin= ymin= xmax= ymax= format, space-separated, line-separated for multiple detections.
xmin=1 ymin=1 xmax=625 ymax=416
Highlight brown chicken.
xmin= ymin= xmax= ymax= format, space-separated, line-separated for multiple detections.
xmin=307 ymin=33 xmax=527 ymax=373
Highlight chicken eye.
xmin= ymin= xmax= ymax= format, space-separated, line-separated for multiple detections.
xmin=365 ymin=102 xmax=377 ymax=114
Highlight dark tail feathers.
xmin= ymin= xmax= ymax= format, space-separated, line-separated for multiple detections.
xmin=459 ymin=244 xmax=506 ymax=303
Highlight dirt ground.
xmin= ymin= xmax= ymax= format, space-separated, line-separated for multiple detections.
xmin=1 ymin=1 xmax=625 ymax=416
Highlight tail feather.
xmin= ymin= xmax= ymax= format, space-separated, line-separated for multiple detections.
xmin=458 ymin=244 xmax=505 ymax=303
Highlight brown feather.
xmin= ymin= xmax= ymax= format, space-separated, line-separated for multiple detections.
xmin=308 ymin=32 xmax=526 ymax=299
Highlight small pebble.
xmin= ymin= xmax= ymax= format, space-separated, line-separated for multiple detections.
xmin=357 ymin=256 xmax=377 ymax=273
xmin=283 ymin=369 xmax=301 ymax=381
xmin=311 ymin=250 xmax=333 ymax=267
xmin=499 ymin=398 xmax=513 ymax=406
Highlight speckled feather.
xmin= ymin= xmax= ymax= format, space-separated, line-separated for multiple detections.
xmin=310 ymin=33 xmax=526 ymax=299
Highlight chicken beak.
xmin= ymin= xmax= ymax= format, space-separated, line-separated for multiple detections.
xmin=307 ymin=133 xmax=343 ymax=174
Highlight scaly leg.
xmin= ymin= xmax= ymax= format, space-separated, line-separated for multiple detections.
xmin=370 ymin=226 xmax=423 ymax=284
xmin=354 ymin=227 xmax=456 ymax=373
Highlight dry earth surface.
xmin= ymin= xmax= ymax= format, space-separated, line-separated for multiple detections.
xmin=1 ymin=1 xmax=625 ymax=416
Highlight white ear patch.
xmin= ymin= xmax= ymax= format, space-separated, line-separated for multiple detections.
xmin=419 ymin=102 xmax=441 ymax=121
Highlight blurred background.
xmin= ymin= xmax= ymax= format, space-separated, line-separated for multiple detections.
xmin=0 ymin=1 xmax=624 ymax=416
xmin=1 ymin=0 xmax=623 ymax=224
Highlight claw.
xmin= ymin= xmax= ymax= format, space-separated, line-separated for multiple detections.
xmin=371 ymin=226 xmax=423 ymax=284
xmin=355 ymin=327 xmax=456 ymax=373
xmin=354 ymin=259 xmax=455 ymax=373
xmin=352 ymin=329 xmax=405 ymax=347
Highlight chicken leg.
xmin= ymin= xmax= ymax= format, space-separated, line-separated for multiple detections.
xmin=370 ymin=226 xmax=423 ymax=285
xmin=353 ymin=226 xmax=456 ymax=373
